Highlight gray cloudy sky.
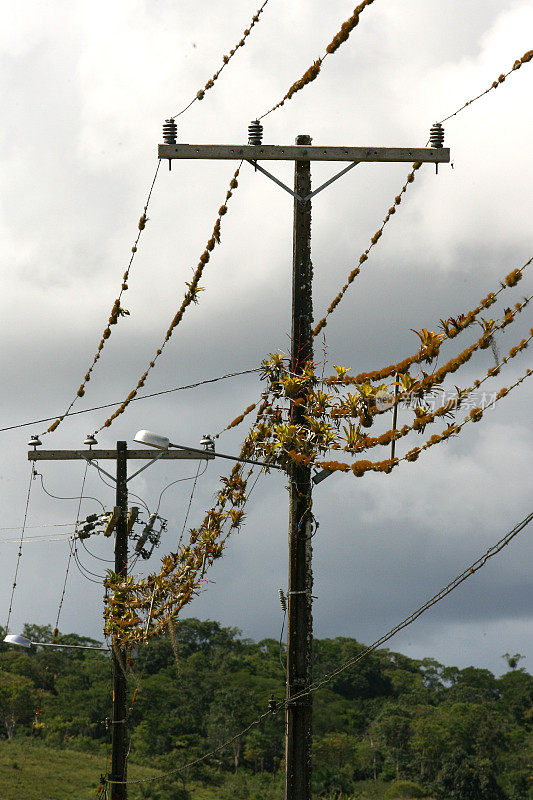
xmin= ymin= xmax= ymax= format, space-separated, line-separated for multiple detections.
xmin=1 ymin=0 xmax=532 ymax=676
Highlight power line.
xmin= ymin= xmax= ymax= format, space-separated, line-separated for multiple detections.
xmin=41 ymin=0 xmax=270 ymax=443
xmin=258 ymin=0 xmax=377 ymax=120
xmin=439 ymin=49 xmax=533 ymax=124
xmin=0 ymin=367 xmax=261 ymax=434
xmin=156 ymin=461 xmax=209 ymax=519
xmin=0 ymin=522 xmax=76 ymax=531
xmin=0 ymin=533 xmax=75 ymax=544
xmin=171 ymin=0 xmax=271 ymax=119
xmin=108 ymin=506 xmax=533 ymax=788
xmin=5 ymin=464 xmax=34 ymax=632
xmin=316 ymin=364 xmax=532 ymax=479
xmin=35 ymin=470 xmax=105 ymax=513
xmin=96 ymin=164 xmax=244 ymax=434
xmin=295 ymin=509 xmax=533 ymax=702
xmin=177 ymin=461 xmax=206 ymax=550
xmin=53 ymin=462 xmax=90 ymax=638
xmin=313 ymin=161 xmax=423 ymax=336
xmin=44 ymin=159 xmax=163 ymax=438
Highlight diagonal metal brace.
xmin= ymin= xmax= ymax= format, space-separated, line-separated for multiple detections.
xmin=246 ymin=159 xmax=360 ymax=203
xmin=247 ymin=160 xmax=301 ymax=200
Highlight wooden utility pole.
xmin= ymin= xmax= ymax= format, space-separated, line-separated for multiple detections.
xmin=28 ymin=442 xmax=214 ymax=799
xmin=158 ymin=131 xmax=450 ymax=800
xmin=286 ymin=135 xmax=314 ymax=800
xmin=110 ymin=440 xmax=128 ymax=800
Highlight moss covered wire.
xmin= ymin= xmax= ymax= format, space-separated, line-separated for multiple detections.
xmin=351 ymin=258 xmax=530 ymax=384
xmin=96 ymin=164 xmax=242 ymax=433
xmin=313 ymin=162 xmax=423 ymax=336
xmin=439 ymin=49 xmax=533 ymax=124
xmin=259 ymin=0 xmax=377 ymax=119
xmin=344 ymin=329 xmax=532 ymax=457
xmin=44 ymin=160 xmax=162 ymax=436
xmin=171 ymin=1 xmax=271 ymax=119
xmin=317 ymin=365 xmax=532 ymax=478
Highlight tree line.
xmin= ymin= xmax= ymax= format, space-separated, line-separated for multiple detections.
xmin=0 ymin=620 xmax=532 ymax=800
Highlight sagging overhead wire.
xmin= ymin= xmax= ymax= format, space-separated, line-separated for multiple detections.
xmin=337 ymin=327 xmax=533 ymax=460
xmin=35 ymin=470 xmax=105 ymax=513
xmin=170 ymin=0 xmax=271 ymax=119
xmin=291 ymin=508 xmax=533 ymax=702
xmin=0 ymin=367 xmax=261 ymax=434
xmin=95 ymin=163 xmax=244 ymax=434
xmin=316 ymin=364 xmax=532 ymax=479
xmin=439 ymin=49 xmax=533 ymax=124
xmin=107 ymin=506 xmax=533 ymax=790
xmin=53 ymin=462 xmax=90 ymax=640
xmin=215 ymin=256 xmax=533 ymax=466
xmin=156 ymin=461 xmax=209 ymax=518
xmin=352 ymin=259 xmax=530 ymax=384
xmin=258 ymin=0 xmax=378 ymax=119
xmin=92 ymin=462 xmax=151 ymax=516
xmin=5 ymin=464 xmax=34 ymax=633
xmin=43 ymin=2 xmax=270 ymax=441
xmin=314 ymin=46 xmax=533 ymax=335
xmin=44 ymin=160 xmax=162 ymax=438
xmin=177 ymin=461 xmax=207 ymax=550
xmin=313 ymin=161 xmax=423 ymax=336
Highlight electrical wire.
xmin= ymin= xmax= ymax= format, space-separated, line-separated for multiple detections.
xmin=5 ymin=464 xmax=34 ymax=632
xmin=438 ymin=49 xmax=533 ymax=124
xmin=0 ymin=368 xmax=261 ymax=434
xmin=155 ymin=461 xmax=209 ymax=516
xmin=0 ymin=533 xmax=75 ymax=544
xmin=78 ymin=536 xmax=114 ymax=564
xmin=96 ymin=162 xmax=244 ymax=434
xmin=170 ymin=0 xmax=270 ymax=119
xmin=258 ymin=0 xmax=377 ymax=120
xmin=72 ymin=542 xmax=106 ymax=583
xmin=44 ymin=159 xmax=163 ymax=437
xmin=107 ymin=507 xmax=533 ymax=788
xmin=35 ymin=470 xmax=105 ymax=512
xmin=0 ymin=522 xmax=76 ymax=531
xmin=177 ymin=461 xmax=205 ymax=549
xmin=93 ymin=464 xmax=151 ymax=516
xmin=54 ymin=463 xmax=90 ymax=634
xmin=294 ymin=509 xmax=533 ymax=702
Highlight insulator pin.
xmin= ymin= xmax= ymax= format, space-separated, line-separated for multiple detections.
xmin=248 ymin=119 xmax=263 ymax=146
xmin=429 ymin=122 xmax=444 ymax=148
xmin=162 ymin=119 xmax=177 ymax=145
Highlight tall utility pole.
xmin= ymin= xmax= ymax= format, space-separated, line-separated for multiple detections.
xmin=159 ymin=130 xmax=449 ymax=800
xmin=286 ymin=135 xmax=314 ymax=800
xmin=28 ymin=441 xmax=214 ymax=800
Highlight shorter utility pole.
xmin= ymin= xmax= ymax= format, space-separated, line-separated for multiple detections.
xmin=111 ymin=441 xmax=128 ymax=799
xmin=28 ymin=440 xmax=214 ymax=800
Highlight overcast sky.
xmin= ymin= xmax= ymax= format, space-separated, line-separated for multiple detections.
xmin=1 ymin=0 xmax=531 ymax=677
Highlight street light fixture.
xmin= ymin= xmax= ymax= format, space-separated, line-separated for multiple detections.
xmin=3 ymin=634 xmax=109 ymax=652
xmin=134 ymin=429 xmax=280 ymax=470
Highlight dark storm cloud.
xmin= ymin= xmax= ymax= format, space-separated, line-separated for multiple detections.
xmin=1 ymin=0 xmax=531 ymax=676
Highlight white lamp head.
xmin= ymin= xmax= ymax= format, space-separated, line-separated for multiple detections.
xmin=134 ymin=430 xmax=170 ymax=450
xmin=4 ymin=634 xmax=32 ymax=648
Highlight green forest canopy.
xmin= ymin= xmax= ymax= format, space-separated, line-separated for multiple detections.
xmin=0 ymin=619 xmax=532 ymax=800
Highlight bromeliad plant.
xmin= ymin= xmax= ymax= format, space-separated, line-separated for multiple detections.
xmin=104 ymin=263 xmax=531 ymax=645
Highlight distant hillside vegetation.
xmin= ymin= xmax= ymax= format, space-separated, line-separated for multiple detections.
xmin=1 ymin=620 xmax=532 ymax=800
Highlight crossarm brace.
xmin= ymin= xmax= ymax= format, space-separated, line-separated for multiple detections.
xmin=246 ymin=160 xmax=361 ymax=203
